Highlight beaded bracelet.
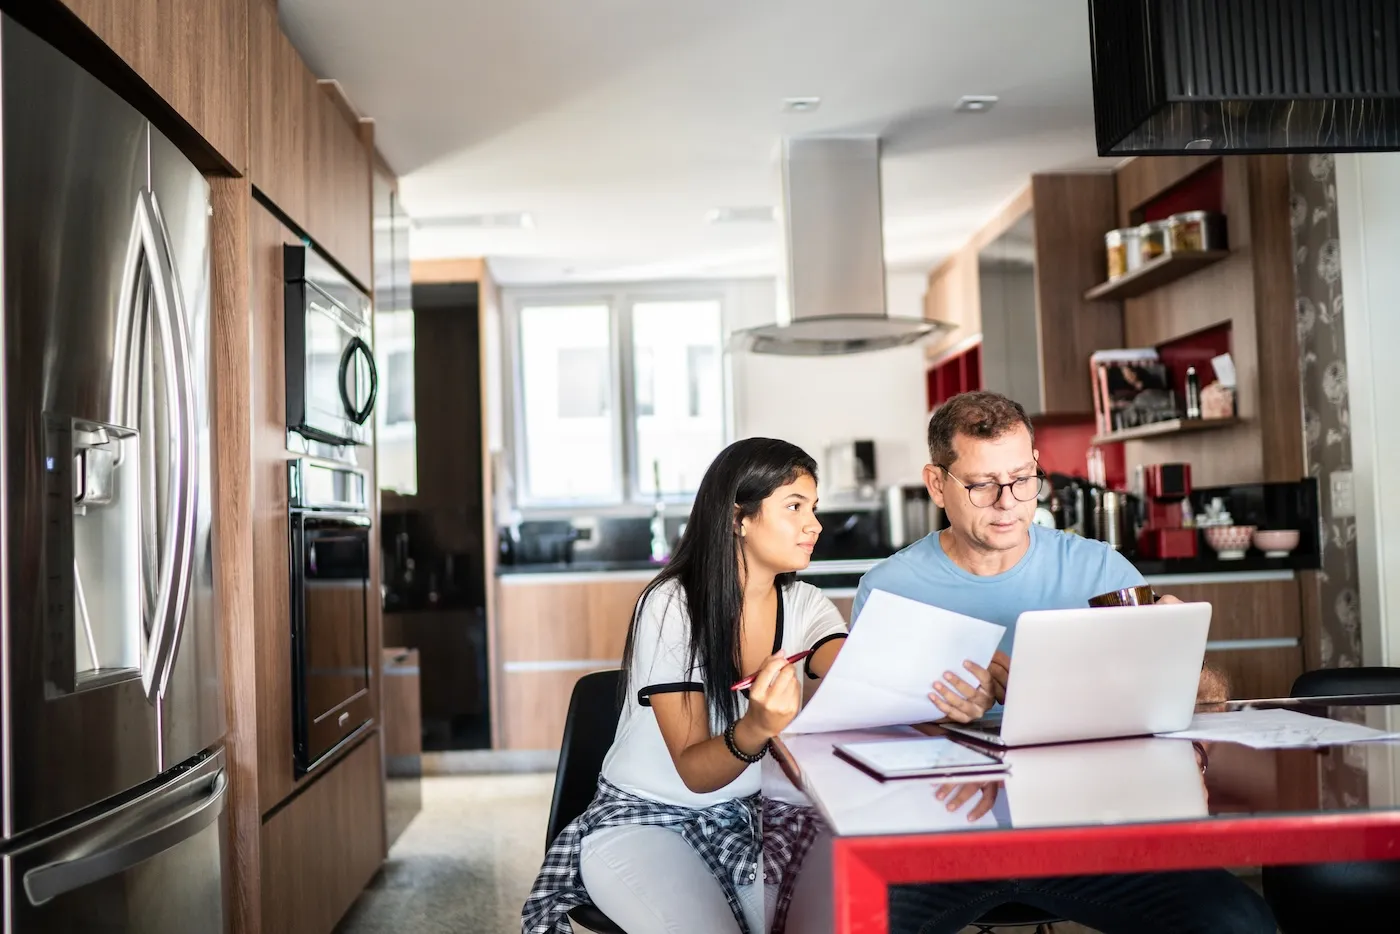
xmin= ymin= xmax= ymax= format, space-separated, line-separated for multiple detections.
xmin=724 ymin=721 xmax=768 ymax=764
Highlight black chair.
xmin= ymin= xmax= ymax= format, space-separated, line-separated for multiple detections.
xmin=971 ymin=902 xmax=1061 ymax=933
xmin=1260 ymin=666 xmax=1400 ymax=932
xmin=545 ymin=669 xmax=626 ymax=934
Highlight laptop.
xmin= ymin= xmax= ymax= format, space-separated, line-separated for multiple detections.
xmin=941 ymin=602 xmax=1212 ymax=748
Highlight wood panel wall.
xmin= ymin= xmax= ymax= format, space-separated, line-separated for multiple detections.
xmin=1117 ymin=156 xmax=1303 ymax=487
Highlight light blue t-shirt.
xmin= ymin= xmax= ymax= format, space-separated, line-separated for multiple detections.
xmin=851 ymin=524 xmax=1145 ymax=656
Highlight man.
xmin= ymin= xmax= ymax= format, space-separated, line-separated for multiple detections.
xmin=853 ymin=391 xmax=1272 ymax=934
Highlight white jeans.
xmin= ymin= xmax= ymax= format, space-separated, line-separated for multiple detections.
xmin=579 ymin=824 xmax=766 ymax=934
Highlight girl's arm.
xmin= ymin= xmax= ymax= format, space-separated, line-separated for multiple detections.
xmin=650 ymin=653 xmax=799 ymax=795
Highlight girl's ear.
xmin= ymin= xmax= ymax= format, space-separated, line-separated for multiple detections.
xmin=733 ymin=505 xmax=747 ymax=538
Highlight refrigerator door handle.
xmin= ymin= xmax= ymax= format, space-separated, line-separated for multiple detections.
xmin=135 ymin=187 xmax=199 ymax=703
xmin=21 ymin=768 xmax=227 ymax=906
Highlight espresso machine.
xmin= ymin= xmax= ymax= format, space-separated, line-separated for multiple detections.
xmin=1136 ymin=463 xmax=1198 ymax=559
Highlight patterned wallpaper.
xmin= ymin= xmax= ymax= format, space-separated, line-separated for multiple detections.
xmin=1288 ymin=153 xmax=1366 ymax=805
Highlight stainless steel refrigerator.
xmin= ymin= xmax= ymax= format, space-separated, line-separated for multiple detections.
xmin=0 ymin=15 xmax=227 ymax=933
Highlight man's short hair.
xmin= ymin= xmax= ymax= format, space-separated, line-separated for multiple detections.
xmin=927 ymin=391 xmax=1035 ymax=467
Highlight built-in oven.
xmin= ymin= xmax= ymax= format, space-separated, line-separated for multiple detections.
xmin=284 ymin=244 xmax=378 ymax=446
xmin=289 ymin=458 xmax=374 ymax=775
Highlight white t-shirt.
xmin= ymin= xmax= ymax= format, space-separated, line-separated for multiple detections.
xmin=600 ymin=579 xmax=849 ymax=809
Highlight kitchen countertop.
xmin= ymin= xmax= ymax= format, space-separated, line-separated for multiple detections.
xmin=497 ymin=554 xmax=1314 ymax=585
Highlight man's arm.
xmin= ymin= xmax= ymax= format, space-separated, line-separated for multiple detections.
xmin=1156 ymin=594 xmax=1229 ymax=706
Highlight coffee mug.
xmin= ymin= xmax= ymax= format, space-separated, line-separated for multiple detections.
xmin=1088 ymin=585 xmax=1158 ymax=608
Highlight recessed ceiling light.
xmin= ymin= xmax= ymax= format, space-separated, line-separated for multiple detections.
xmin=782 ymin=96 xmax=821 ymax=113
xmin=414 ymin=211 xmax=535 ymax=230
xmin=706 ymin=206 xmax=777 ymax=224
xmin=955 ymin=95 xmax=999 ymax=113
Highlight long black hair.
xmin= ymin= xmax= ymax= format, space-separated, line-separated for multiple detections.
xmin=620 ymin=437 xmax=819 ymax=727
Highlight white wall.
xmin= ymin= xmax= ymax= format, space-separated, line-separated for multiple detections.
xmin=1335 ymin=154 xmax=1400 ymax=669
xmin=728 ymin=272 xmax=931 ymax=487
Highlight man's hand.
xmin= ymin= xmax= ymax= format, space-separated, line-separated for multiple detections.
xmin=934 ymin=780 xmax=1000 ymax=822
xmin=1196 ymin=665 xmax=1230 ymax=710
xmin=931 ymin=659 xmax=997 ymax=723
xmin=1156 ymin=593 xmax=1183 ymax=605
xmin=988 ymin=650 xmax=1010 ymax=704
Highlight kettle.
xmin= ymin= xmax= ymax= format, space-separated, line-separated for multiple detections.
xmin=883 ymin=484 xmax=943 ymax=549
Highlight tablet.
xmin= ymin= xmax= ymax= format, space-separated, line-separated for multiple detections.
xmin=832 ymin=736 xmax=1009 ymax=782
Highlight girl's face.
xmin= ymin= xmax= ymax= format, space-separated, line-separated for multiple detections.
xmin=739 ymin=471 xmax=822 ymax=575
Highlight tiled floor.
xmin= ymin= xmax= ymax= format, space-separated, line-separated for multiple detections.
xmin=336 ymin=773 xmax=1267 ymax=934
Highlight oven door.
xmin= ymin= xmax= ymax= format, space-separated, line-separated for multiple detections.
xmin=289 ymin=509 xmax=373 ymax=774
xmin=287 ymin=280 xmax=378 ymax=447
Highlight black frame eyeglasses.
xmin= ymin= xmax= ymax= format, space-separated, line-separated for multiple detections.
xmin=937 ymin=465 xmax=1045 ymax=508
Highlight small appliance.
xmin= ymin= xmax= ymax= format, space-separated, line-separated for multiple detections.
xmin=1137 ymin=463 xmax=1198 ymax=560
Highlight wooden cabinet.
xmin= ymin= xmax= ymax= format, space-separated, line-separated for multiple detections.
xmin=58 ymin=0 xmax=248 ymax=170
xmin=248 ymin=0 xmax=372 ymax=288
xmin=260 ymin=734 xmax=385 ymax=934
xmin=495 ymin=575 xmax=654 ymax=750
xmin=249 ymin=0 xmax=308 ymax=221
xmin=1157 ymin=576 xmax=1304 ymax=701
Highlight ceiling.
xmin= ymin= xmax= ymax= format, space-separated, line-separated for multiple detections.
xmin=280 ymin=0 xmax=1117 ymax=285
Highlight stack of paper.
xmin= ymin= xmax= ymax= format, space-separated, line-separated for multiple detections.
xmin=1156 ymin=707 xmax=1400 ymax=749
xmin=783 ymin=589 xmax=1005 ymax=735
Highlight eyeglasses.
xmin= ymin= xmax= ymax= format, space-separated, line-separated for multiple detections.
xmin=937 ymin=465 xmax=1045 ymax=508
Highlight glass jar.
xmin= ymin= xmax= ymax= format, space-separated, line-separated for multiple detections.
xmin=1169 ymin=210 xmax=1227 ymax=253
xmin=1105 ymin=229 xmax=1128 ymax=280
xmin=1105 ymin=227 xmax=1144 ymax=280
xmin=1138 ymin=220 xmax=1171 ymax=261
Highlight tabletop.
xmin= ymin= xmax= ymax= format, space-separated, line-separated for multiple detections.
xmin=761 ymin=696 xmax=1400 ymax=934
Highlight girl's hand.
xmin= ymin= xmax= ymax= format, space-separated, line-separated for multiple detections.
xmin=741 ymin=652 xmax=802 ymax=739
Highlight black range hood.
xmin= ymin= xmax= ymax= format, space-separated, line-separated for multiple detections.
xmin=1088 ymin=0 xmax=1400 ymax=155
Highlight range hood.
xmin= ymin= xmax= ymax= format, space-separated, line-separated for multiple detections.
xmin=730 ymin=136 xmax=950 ymax=355
xmin=1088 ymin=0 xmax=1400 ymax=155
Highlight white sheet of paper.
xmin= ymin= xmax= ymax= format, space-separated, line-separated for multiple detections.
xmin=1156 ymin=707 xmax=1400 ymax=749
xmin=783 ymin=589 xmax=1005 ymax=735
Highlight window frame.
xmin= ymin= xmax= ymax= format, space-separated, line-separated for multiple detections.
xmin=503 ymin=282 xmax=732 ymax=512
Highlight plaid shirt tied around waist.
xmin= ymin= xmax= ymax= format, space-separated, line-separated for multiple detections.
xmin=521 ymin=778 xmax=761 ymax=934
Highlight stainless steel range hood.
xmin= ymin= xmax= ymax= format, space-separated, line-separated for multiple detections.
xmin=1089 ymin=0 xmax=1400 ymax=155
xmin=730 ymin=136 xmax=950 ymax=355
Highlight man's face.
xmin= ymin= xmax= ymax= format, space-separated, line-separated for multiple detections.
xmin=926 ymin=426 xmax=1039 ymax=553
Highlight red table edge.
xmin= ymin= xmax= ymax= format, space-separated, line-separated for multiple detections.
xmin=831 ymin=810 xmax=1400 ymax=934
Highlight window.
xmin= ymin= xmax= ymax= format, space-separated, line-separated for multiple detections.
xmin=632 ymin=300 xmax=724 ymax=498
xmin=518 ymin=303 xmax=618 ymax=502
xmin=510 ymin=291 xmax=727 ymax=506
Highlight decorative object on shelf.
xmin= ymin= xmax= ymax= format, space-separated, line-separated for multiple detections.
xmin=1184 ymin=366 xmax=1202 ymax=419
xmin=1089 ymin=348 xmax=1180 ymax=435
xmin=1203 ymin=524 xmax=1257 ymax=560
xmin=1168 ymin=211 xmax=1228 ymax=253
xmin=1200 ymin=351 xmax=1238 ymax=420
xmin=1252 ymin=529 xmax=1301 ymax=558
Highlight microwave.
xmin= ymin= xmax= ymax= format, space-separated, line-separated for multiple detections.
xmin=284 ymin=245 xmax=377 ymax=446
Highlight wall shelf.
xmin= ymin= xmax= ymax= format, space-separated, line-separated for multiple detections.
xmin=1091 ymin=416 xmax=1240 ymax=446
xmin=1085 ymin=250 xmax=1232 ymax=302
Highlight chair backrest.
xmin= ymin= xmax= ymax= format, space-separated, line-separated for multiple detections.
xmin=546 ymin=669 xmax=625 ymax=848
xmin=1291 ymin=666 xmax=1400 ymax=698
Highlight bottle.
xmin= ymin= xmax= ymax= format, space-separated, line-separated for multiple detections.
xmin=1184 ymin=366 xmax=1202 ymax=419
xmin=649 ymin=459 xmax=670 ymax=564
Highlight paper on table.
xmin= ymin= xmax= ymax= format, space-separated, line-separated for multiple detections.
xmin=1156 ymin=707 xmax=1400 ymax=749
xmin=783 ymin=589 xmax=1005 ymax=735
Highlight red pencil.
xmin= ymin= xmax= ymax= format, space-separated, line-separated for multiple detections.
xmin=730 ymin=650 xmax=813 ymax=691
